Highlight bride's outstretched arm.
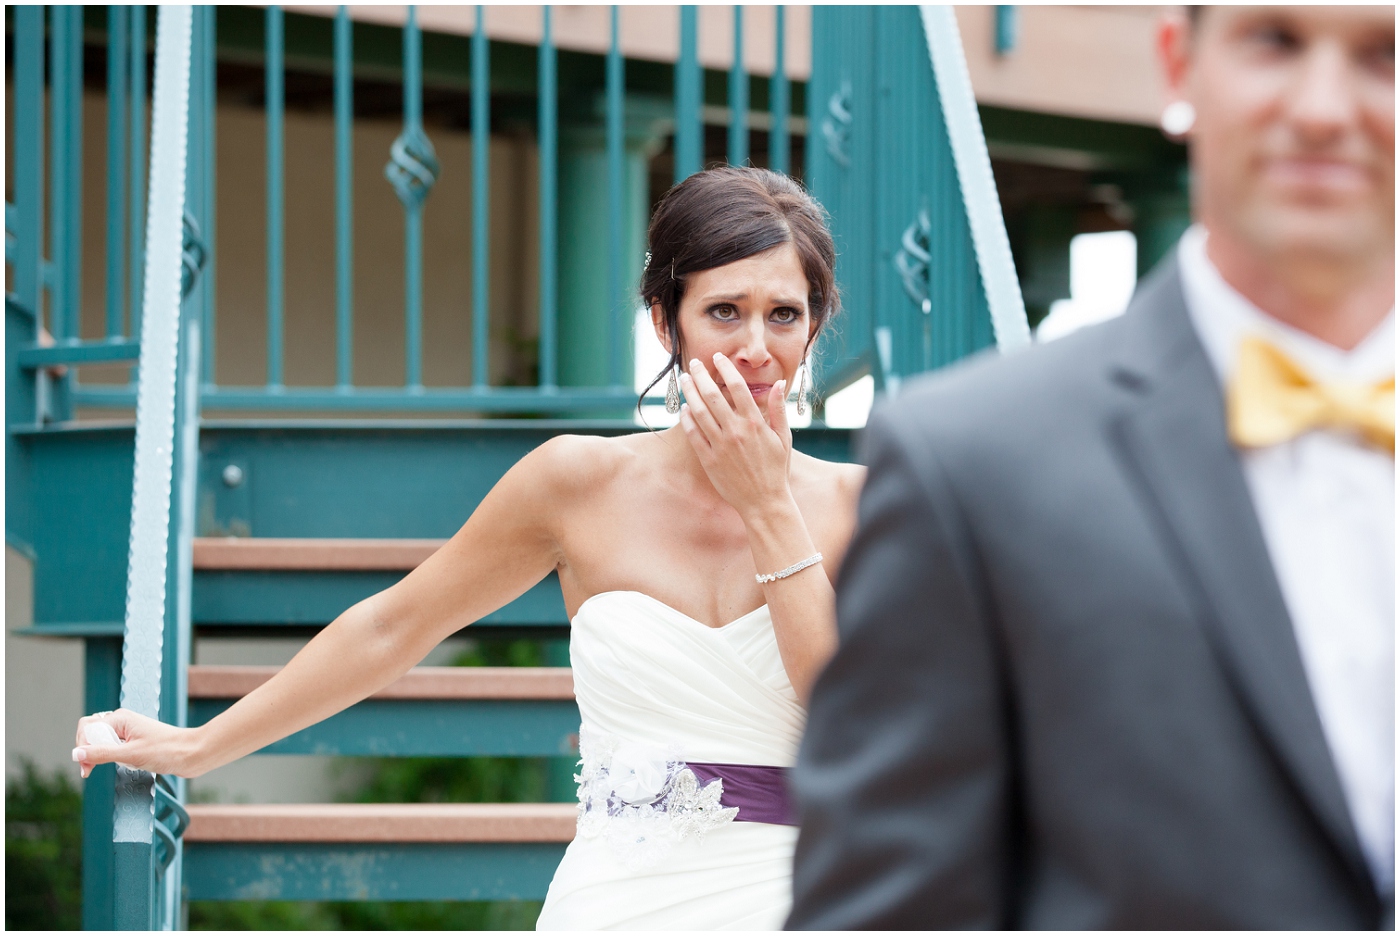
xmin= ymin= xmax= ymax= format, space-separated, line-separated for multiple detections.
xmin=72 ymin=443 xmax=572 ymax=780
xmin=679 ymin=353 xmax=853 ymax=704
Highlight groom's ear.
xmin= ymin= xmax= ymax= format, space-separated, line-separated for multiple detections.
xmin=650 ymin=303 xmax=673 ymax=355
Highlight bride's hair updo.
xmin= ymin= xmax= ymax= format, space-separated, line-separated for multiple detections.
xmin=640 ymin=167 xmax=839 ymax=404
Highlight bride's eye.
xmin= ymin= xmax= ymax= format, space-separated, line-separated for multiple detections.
xmin=708 ymin=304 xmax=739 ymax=321
xmin=770 ymin=307 xmax=801 ymax=324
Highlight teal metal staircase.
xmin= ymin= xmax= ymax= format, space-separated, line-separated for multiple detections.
xmin=6 ymin=5 xmax=1027 ymax=929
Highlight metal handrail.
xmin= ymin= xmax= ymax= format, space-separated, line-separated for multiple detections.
xmin=113 ymin=6 xmax=199 ymax=929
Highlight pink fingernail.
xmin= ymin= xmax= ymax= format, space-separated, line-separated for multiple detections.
xmin=72 ymin=747 xmax=85 ymax=762
xmin=689 ymin=359 xmax=700 ymax=370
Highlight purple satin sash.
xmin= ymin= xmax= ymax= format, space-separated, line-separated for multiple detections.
xmin=688 ymin=762 xmax=796 ymax=826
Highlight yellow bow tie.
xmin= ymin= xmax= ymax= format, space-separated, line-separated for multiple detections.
xmin=1227 ymin=336 xmax=1394 ymax=454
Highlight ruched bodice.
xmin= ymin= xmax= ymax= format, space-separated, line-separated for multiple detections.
xmin=536 ymin=591 xmax=805 ymax=930
xmin=569 ymin=591 xmax=805 ymax=765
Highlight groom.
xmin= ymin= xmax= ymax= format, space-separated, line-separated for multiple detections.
xmin=790 ymin=6 xmax=1393 ymax=929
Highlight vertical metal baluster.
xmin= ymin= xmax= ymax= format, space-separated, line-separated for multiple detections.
xmin=385 ymin=6 xmax=438 ymax=391
xmin=106 ymin=8 xmax=129 ymax=339
xmin=407 ymin=8 xmax=425 ymax=389
xmin=13 ymin=8 xmax=43 ymax=325
xmin=770 ymin=7 xmax=789 ymax=176
xmin=673 ymin=6 xmax=700 ymax=183
xmin=266 ymin=6 xmax=284 ymax=389
xmin=538 ymin=6 xmax=557 ymax=390
xmin=49 ymin=7 xmax=69 ymax=340
xmin=471 ymin=6 xmax=490 ymax=388
xmin=64 ymin=6 xmax=83 ymax=342
xmin=606 ymin=6 xmax=624 ymax=387
xmin=335 ymin=7 xmax=354 ymax=390
xmin=202 ymin=4 xmax=218 ymax=385
xmin=728 ymin=6 xmax=747 ymax=167
xmin=129 ymin=5 xmax=147 ymax=366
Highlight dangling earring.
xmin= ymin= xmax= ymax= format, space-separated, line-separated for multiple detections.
xmin=665 ymin=363 xmax=681 ymax=414
xmin=1160 ymin=100 xmax=1195 ymax=138
xmin=795 ymin=359 xmax=809 ymax=416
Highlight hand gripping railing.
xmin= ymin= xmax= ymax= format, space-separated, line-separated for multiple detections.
xmin=113 ymin=6 xmax=200 ymax=929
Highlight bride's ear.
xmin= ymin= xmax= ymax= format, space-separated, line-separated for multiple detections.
xmin=650 ymin=303 xmax=672 ymax=355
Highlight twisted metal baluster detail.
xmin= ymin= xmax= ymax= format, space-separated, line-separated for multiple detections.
xmin=822 ymin=80 xmax=853 ymax=168
xmin=180 ymin=209 xmax=206 ymax=300
xmin=894 ymin=209 xmax=934 ymax=314
xmin=385 ymin=126 xmax=440 ymax=211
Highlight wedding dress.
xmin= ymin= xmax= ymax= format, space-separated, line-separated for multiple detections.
xmin=535 ymin=590 xmax=806 ymax=930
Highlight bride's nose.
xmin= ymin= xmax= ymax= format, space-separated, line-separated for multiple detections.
xmin=733 ymin=318 xmax=772 ymax=369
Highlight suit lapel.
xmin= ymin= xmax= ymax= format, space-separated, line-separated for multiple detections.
xmin=1106 ymin=261 xmax=1372 ymax=890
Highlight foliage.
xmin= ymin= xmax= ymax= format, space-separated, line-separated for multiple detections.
xmin=188 ymin=899 xmax=543 ymax=931
xmin=6 ymin=761 xmax=84 ymax=931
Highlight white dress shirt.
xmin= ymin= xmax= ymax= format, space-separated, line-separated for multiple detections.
xmin=1177 ymin=224 xmax=1395 ymax=895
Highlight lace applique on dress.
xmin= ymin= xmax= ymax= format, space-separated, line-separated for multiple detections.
xmin=574 ymin=726 xmax=739 ymax=869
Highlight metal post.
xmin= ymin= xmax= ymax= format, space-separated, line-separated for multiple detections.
xmin=107 ymin=7 xmax=130 ymax=339
xmin=129 ymin=6 xmax=148 ymax=366
xmin=606 ymin=6 xmax=624 ymax=387
xmin=64 ymin=6 xmax=83 ymax=342
xmin=384 ymin=6 xmax=438 ymax=391
xmin=407 ymin=7 xmax=426 ymax=390
xmin=770 ymin=7 xmax=789 ymax=176
xmin=199 ymin=6 xmax=218 ymax=386
xmin=472 ymin=6 xmax=490 ymax=388
xmin=82 ymin=638 xmax=122 ymax=930
xmin=49 ymin=7 xmax=71 ymax=340
xmin=728 ymin=6 xmax=747 ymax=167
xmin=335 ymin=7 xmax=354 ymax=390
xmin=674 ymin=6 xmax=701 ymax=183
xmin=13 ymin=7 xmax=44 ymax=321
xmin=114 ymin=6 xmax=194 ymax=928
xmin=265 ymin=6 xmax=285 ymax=389
xmin=538 ymin=7 xmax=558 ymax=390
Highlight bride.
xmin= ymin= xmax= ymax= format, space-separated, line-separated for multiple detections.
xmin=72 ymin=166 xmax=864 ymax=930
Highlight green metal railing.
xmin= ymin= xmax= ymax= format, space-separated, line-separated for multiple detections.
xmin=6 ymin=6 xmax=1025 ymax=425
xmin=16 ymin=5 xmax=813 ymax=416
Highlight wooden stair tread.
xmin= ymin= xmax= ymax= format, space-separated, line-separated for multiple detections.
xmin=193 ymin=537 xmax=446 ymax=571
xmin=185 ymin=803 xmax=577 ymax=843
xmin=188 ymin=665 xmax=575 ymax=700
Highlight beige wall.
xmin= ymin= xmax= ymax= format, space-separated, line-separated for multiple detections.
xmin=956 ymin=5 xmax=1170 ymax=126
xmin=6 ymin=546 xmax=86 ymax=781
xmin=289 ymin=5 xmax=1169 ymax=126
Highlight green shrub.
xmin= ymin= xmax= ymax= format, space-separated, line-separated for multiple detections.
xmin=6 ymin=761 xmax=84 ymax=931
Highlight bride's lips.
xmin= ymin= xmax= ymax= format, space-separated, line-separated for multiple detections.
xmin=746 ymin=383 xmax=773 ymax=399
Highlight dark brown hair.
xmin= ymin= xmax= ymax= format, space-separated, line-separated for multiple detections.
xmin=639 ymin=166 xmax=839 ymax=407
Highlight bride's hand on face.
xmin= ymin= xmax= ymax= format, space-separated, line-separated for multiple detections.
xmin=72 ymin=709 xmax=204 ymax=780
xmin=678 ymin=352 xmax=795 ymax=519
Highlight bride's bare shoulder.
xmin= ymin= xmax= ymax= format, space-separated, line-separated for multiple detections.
xmin=793 ymin=449 xmax=866 ymax=503
xmin=522 ymin=432 xmax=643 ymax=496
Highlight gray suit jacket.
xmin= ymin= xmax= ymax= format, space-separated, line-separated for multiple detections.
xmin=788 ymin=259 xmax=1387 ymax=929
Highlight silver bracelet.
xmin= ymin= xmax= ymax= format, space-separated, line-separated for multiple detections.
xmin=755 ymin=553 xmax=823 ymax=585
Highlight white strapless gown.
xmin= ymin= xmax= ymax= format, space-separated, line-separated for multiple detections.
xmin=535 ymin=591 xmax=806 ymax=931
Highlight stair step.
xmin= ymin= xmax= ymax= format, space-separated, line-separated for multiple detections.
xmin=185 ymin=803 xmax=576 ymax=843
xmin=187 ymin=665 xmax=581 ymax=757
xmin=189 ymin=665 xmax=575 ymax=700
xmin=193 ymin=537 xmax=445 ymax=571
